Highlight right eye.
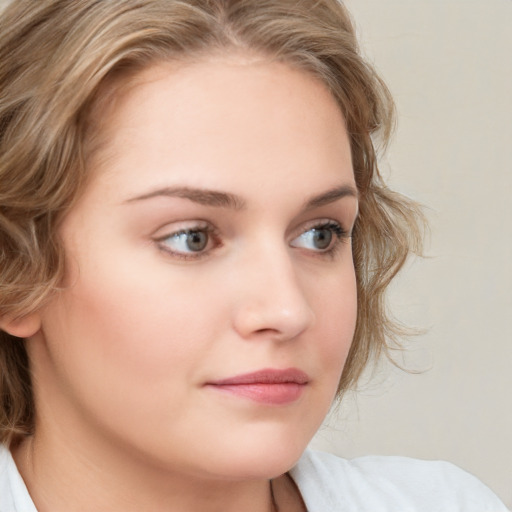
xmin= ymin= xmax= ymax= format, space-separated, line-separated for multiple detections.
xmin=156 ymin=224 xmax=219 ymax=260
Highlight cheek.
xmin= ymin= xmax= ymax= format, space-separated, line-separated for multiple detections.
xmin=40 ymin=249 xmax=225 ymax=417
xmin=310 ymin=264 xmax=358 ymax=376
xmin=37 ymin=268 xmax=230 ymax=460
xmin=56 ymin=274 xmax=213 ymax=376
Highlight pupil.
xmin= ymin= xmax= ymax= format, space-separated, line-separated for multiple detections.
xmin=313 ymin=228 xmax=332 ymax=250
xmin=186 ymin=230 xmax=208 ymax=251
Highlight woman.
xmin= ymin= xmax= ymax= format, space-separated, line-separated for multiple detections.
xmin=0 ymin=1 xmax=507 ymax=510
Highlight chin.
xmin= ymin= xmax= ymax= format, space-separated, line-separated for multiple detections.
xmin=190 ymin=425 xmax=315 ymax=481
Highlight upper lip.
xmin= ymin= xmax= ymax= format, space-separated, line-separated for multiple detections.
xmin=207 ymin=368 xmax=309 ymax=385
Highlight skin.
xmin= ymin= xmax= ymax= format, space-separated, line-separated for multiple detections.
xmin=6 ymin=54 xmax=358 ymax=511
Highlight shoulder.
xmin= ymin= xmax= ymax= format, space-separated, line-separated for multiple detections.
xmin=290 ymin=449 xmax=509 ymax=512
xmin=0 ymin=444 xmax=16 ymax=512
xmin=0 ymin=443 xmax=37 ymax=512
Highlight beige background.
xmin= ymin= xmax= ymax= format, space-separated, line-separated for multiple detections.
xmin=310 ymin=0 xmax=512 ymax=506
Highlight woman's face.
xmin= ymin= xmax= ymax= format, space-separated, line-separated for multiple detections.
xmin=31 ymin=55 xmax=358 ymax=479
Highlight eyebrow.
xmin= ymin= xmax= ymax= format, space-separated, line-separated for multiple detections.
xmin=124 ymin=183 xmax=358 ymax=211
xmin=124 ymin=186 xmax=246 ymax=210
xmin=302 ymin=184 xmax=358 ymax=210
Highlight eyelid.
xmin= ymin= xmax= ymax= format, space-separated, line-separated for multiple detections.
xmin=290 ymin=218 xmax=352 ymax=240
xmin=152 ymin=219 xmax=210 ymax=238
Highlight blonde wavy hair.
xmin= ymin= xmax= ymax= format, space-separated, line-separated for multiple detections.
xmin=0 ymin=0 xmax=423 ymax=446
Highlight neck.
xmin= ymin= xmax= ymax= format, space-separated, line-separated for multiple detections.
xmin=12 ymin=432 xmax=279 ymax=512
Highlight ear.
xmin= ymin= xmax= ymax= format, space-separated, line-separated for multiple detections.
xmin=0 ymin=313 xmax=42 ymax=339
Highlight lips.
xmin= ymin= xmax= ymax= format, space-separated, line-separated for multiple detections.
xmin=205 ymin=368 xmax=309 ymax=405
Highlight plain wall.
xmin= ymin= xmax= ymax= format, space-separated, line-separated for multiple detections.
xmin=311 ymin=0 xmax=512 ymax=507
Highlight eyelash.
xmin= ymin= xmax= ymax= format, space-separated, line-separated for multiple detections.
xmin=155 ymin=220 xmax=351 ymax=261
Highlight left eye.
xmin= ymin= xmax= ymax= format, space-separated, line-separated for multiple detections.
xmin=290 ymin=223 xmax=347 ymax=252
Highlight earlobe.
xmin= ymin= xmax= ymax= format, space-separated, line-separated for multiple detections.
xmin=0 ymin=313 xmax=42 ymax=339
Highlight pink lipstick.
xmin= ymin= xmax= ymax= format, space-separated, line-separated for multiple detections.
xmin=206 ymin=368 xmax=309 ymax=405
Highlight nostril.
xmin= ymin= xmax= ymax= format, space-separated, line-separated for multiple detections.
xmin=253 ymin=327 xmax=282 ymax=338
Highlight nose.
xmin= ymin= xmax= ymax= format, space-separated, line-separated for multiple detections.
xmin=231 ymin=242 xmax=315 ymax=342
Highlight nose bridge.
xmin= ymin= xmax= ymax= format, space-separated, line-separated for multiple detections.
xmin=232 ymin=235 xmax=315 ymax=340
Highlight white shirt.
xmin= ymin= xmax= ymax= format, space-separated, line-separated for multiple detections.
xmin=290 ymin=450 xmax=509 ymax=511
xmin=0 ymin=444 xmax=508 ymax=511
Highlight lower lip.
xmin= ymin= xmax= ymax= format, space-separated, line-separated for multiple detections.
xmin=207 ymin=383 xmax=306 ymax=405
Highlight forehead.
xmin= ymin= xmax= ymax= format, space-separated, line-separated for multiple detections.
xmin=85 ymin=54 xmax=354 ymax=201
